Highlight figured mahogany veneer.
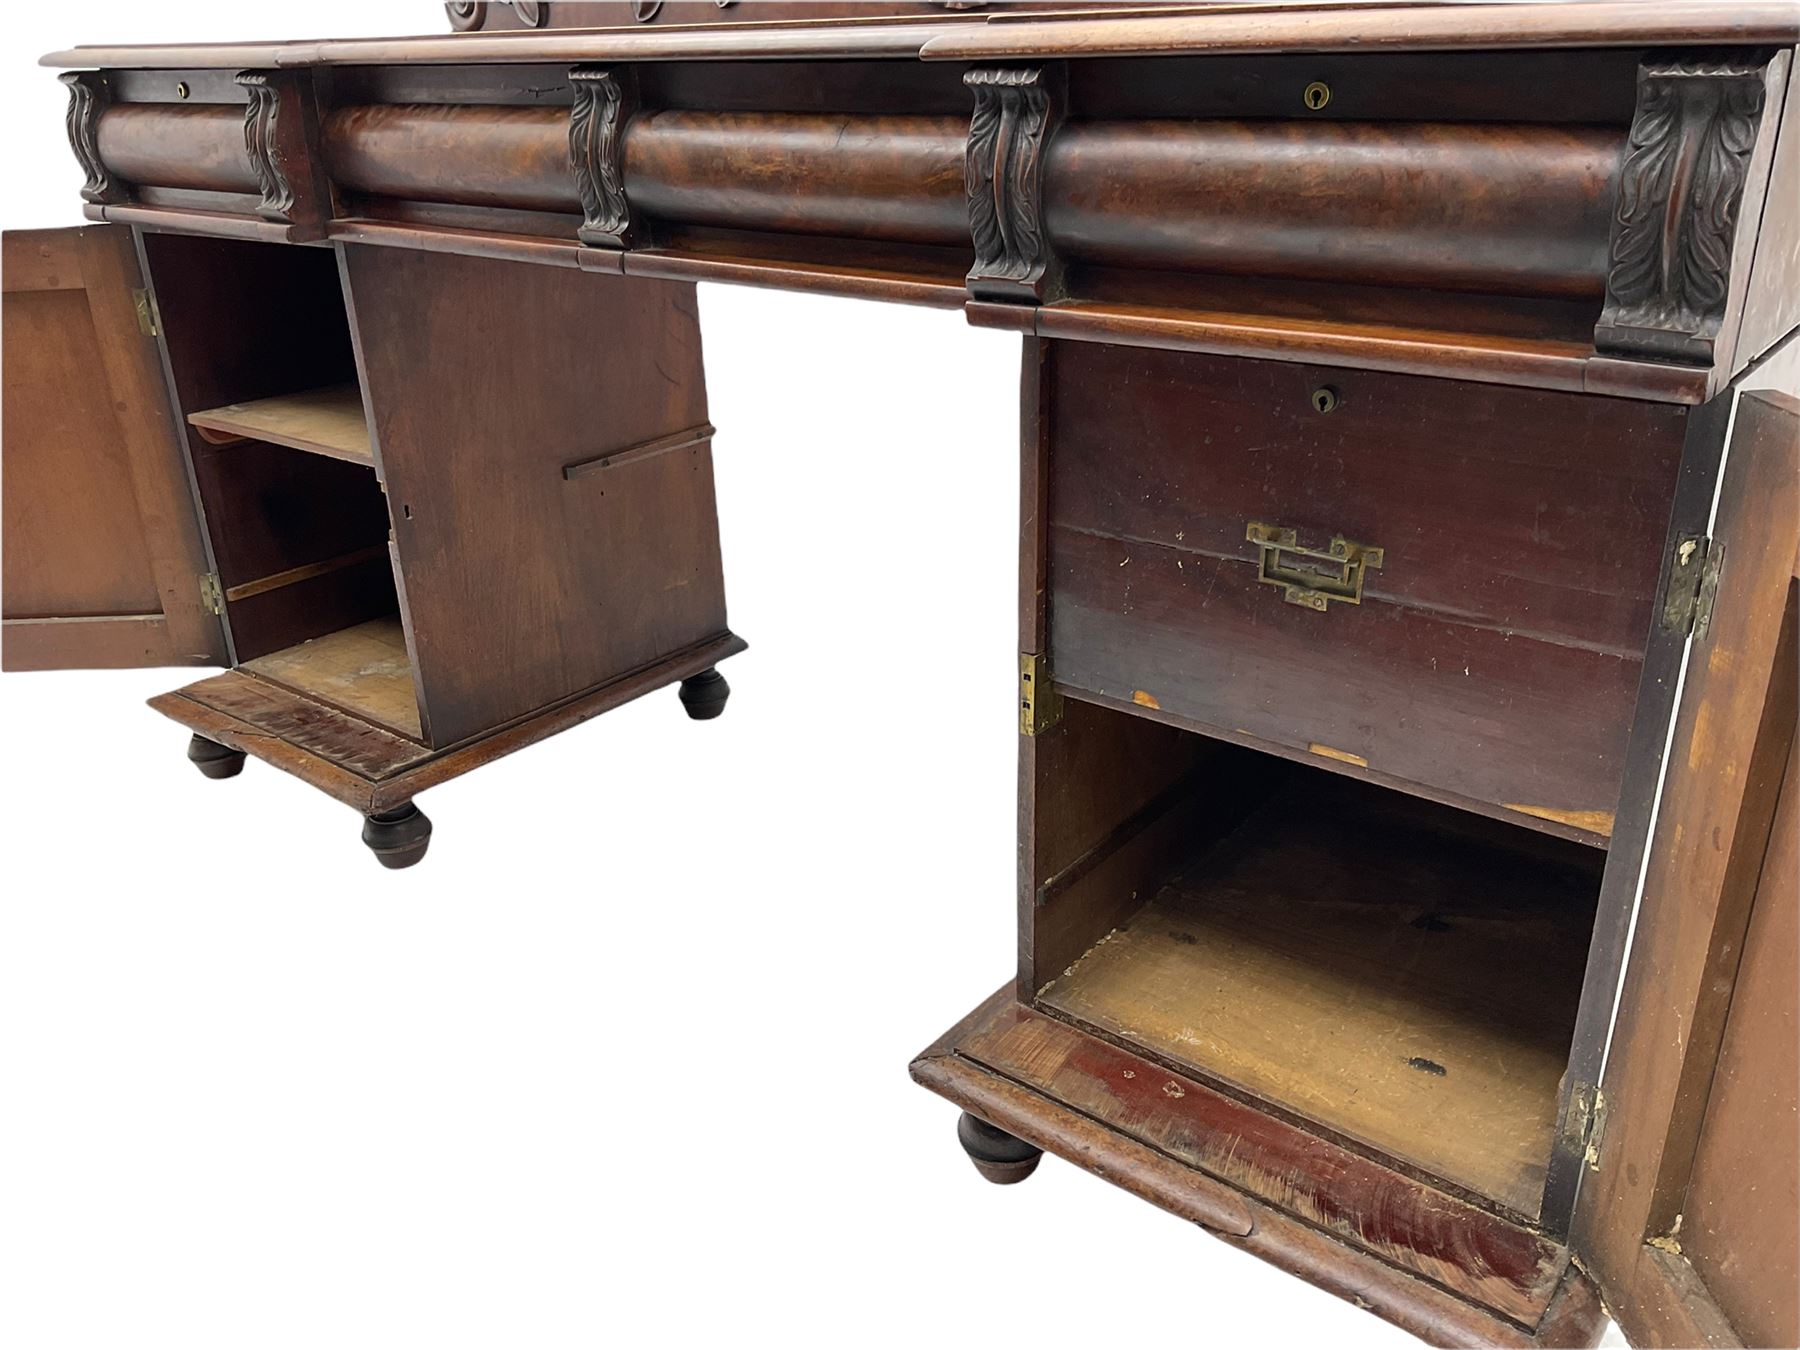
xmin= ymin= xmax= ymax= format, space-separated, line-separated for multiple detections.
xmin=43 ymin=4 xmax=1800 ymax=402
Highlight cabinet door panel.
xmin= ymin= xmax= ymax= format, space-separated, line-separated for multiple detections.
xmin=1573 ymin=386 xmax=1799 ymax=1348
xmin=1 ymin=226 xmax=223 ymax=670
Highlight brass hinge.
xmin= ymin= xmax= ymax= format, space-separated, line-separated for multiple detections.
xmin=1020 ymin=652 xmax=1063 ymax=736
xmin=1565 ymin=1081 xmax=1609 ymax=1172
xmin=198 ymin=572 xmax=223 ymax=616
xmin=1660 ymin=534 xmax=1725 ymax=641
xmin=132 ymin=286 xmax=161 ymax=337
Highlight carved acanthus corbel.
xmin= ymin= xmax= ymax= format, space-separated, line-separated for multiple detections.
xmin=60 ymin=72 xmax=119 ymax=205
xmin=570 ymin=66 xmax=639 ymax=249
xmin=964 ymin=66 xmax=1060 ymax=304
xmin=1596 ymin=53 xmax=1781 ymax=364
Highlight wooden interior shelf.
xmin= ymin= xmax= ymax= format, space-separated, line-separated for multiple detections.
xmin=240 ymin=616 xmax=420 ymax=739
xmin=1036 ymin=771 xmax=1601 ymax=1219
xmin=187 ymin=384 xmax=373 ymax=467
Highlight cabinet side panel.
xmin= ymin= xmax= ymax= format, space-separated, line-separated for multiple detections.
xmin=339 ymin=245 xmax=724 ymax=746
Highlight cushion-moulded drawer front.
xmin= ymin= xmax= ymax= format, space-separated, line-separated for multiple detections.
xmin=1045 ymin=342 xmax=1690 ymax=834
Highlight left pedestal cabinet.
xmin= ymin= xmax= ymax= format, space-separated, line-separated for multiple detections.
xmin=2 ymin=224 xmax=744 ymax=866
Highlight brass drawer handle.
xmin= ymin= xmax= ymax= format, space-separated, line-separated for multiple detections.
xmin=1246 ymin=522 xmax=1384 ymax=611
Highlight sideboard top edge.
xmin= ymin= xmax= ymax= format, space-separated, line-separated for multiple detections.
xmin=40 ymin=1 xmax=1800 ymax=71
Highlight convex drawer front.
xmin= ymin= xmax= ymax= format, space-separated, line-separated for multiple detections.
xmin=1045 ymin=342 xmax=1690 ymax=839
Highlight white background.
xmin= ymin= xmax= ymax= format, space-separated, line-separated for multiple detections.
xmin=0 ymin=5 xmax=1624 ymax=1348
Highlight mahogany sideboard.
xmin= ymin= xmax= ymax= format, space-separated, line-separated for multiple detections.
xmin=3 ymin=1 xmax=1797 ymax=1344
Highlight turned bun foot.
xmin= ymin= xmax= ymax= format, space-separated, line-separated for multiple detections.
xmin=678 ymin=667 xmax=730 ymax=721
xmin=957 ymin=1112 xmax=1043 ymax=1185
xmin=187 ymin=734 xmax=246 ymax=780
xmin=361 ymin=802 xmax=432 ymax=869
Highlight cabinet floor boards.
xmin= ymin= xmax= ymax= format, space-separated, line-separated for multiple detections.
xmin=1037 ymin=772 xmax=1602 ymax=1219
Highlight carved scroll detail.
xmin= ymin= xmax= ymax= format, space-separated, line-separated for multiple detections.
xmin=444 ymin=1 xmax=544 ymax=30
xmin=964 ymin=67 xmax=1056 ymax=303
xmin=60 ymin=72 xmax=118 ymax=205
xmin=1597 ymin=55 xmax=1774 ymax=364
xmin=237 ymin=72 xmax=296 ymax=222
xmin=570 ymin=66 xmax=636 ymax=248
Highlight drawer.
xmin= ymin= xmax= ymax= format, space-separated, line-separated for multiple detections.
xmin=1044 ymin=342 xmax=1691 ymax=837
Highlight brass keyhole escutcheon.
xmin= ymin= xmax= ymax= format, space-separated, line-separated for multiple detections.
xmin=1303 ymin=81 xmax=1331 ymax=111
xmin=1311 ymin=386 xmax=1340 ymax=414
xmin=175 ymin=80 xmax=191 ymax=99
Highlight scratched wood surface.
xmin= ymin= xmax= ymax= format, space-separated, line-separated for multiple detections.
xmin=1046 ymin=340 xmax=1688 ymax=838
xmin=918 ymin=986 xmax=1582 ymax=1335
xmin=341 ymin=246 xmax=728 ymax=747
xmin=1038 ymin=771 xmax=1602 ymax=1218
xmin=240 ymin=616 xmax=421 ymax=740
xmin=1573 ymin=391 xmax=1800 ymax=1345
xmin=150 ymin=631 xmax=745 ymax=813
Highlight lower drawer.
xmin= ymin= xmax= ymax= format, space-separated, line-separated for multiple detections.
xmin=1044 ymin=342 xmax=1691 ymax=837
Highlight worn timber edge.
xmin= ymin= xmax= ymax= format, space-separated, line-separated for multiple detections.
xmin=39 ymin=3 xmax=1800 ymax=68
xmin=910 ymin=986 xmax=1607 ymax=1348
xmin=1061 ymin=686 xmax=1613 ymax=849
xmin=147 ymin=630 xmax=745 ymax=812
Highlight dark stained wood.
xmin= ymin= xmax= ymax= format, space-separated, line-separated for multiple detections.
xmin=917 ymin=2 xmax=1800 ymax=60
xmin=186 ymin=732 xmax=246 ymax=780
xmin=624 ymin=225 xmax=970 ymax=307
xmin=625 ymin=110 xmax=967 ymax=243
xmin=1595 ymin=51 xmax=1790 ymax=370
xmin=1018 ymin=336 xmax=1050 ymax=652
xmin=12 ymin=8 xmax=1800 ymax=1344
xmin=1018 ymin=697 xmax=1223 ymax=990
xmin=40 ymin=18 xmax=985 ymax=70
xmin=339 ymin=244 xmax=729 ymax=747
xmin=83 ymin=203 xmax=307 ymax=245
xmin=136 ymin=231 xmax=395 ymax=661
xmin=913 ymin=986 xmax=1605 ymax=1346
xmin=47 ymin=30 xmax=1792 ymax=405
xmin=675 ymin=666 xmax=730 ymax=721
xmin=1005 ymin=264 xmax=1722 ymax=401
xmin=1044 ymin=120 xmax=1618 ymax=299
xmin=2 ymin=226 xmax=223 ymax=670
xmin=953 ymin=1111 xmax=1043 ymax=1185
xmin=236 ymin=69 xmax=335 ymax=240
xmin=94 ymin=103 xmax=256 ymax=194
xmin=41 ymin=2 xmax=1800 ymax=69
xmin=184 ymin=435 xmax=394 ymax=660
xmin=360 ymin=801 xmax=432 ymax=869
xmin=1573 ymin=390 xmax=1800 ymax=1345
xmin=1044 ymin=341 xmax=1687 ymax=835
xmin=322 ymin=104 xmax=573 ymax=212
xmin=1679 ymin=733 xmax=1799 ymax=1350
xmin=1066 ymin=48 xmax=1644 ymax=124
xmin=139 ymin=232 xmax=356 ymax=418
xmin=1543 ymin=385 xmax=1745 ymax=1229
xmin=147 ymin=630 xmax=746 ymax=813
xmin=1735 ymin=47 xmax=1800 ymax=373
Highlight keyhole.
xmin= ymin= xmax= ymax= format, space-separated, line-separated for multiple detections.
xmin=175 ymin=81 xmax=191 ymax=100
xmin=1311 ymin=386 xmax=1340 ymax=414
xmin=1303 ymin=81 xmax=1331 ymax=111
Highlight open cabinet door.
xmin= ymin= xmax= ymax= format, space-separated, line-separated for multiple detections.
xmin=2 ymin=226 xmax=225 ymax=670
xmin=1572 ymin=386 xmax=1799 ymax=1348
